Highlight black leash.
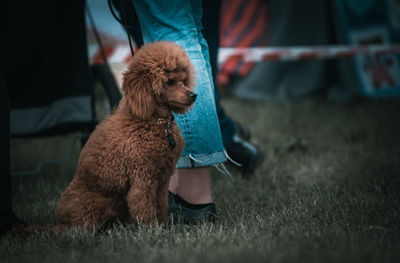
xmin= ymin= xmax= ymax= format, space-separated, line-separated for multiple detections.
xmin=107 ymin=0 xmax=135 ymax=57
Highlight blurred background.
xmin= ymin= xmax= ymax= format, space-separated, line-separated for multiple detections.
xmin=4 ymin=0 xmax=400 ymax=176
xmin=4 ymin=0 xmax=400 ymax=143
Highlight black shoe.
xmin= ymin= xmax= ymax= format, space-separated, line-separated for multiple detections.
xmin=226 ymin=123 xmax=264 ymax=177
xmin=168 ymin=192 xmax=216 ymax=224
xmin=235 ymin=121 xmax=251 ymax=141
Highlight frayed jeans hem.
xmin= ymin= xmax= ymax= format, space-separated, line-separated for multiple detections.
xmin=176 ymin=150 xmax=227 ymax=169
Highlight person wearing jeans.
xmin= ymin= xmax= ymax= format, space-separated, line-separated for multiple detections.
xmin=131 ymin=0 xmax=227 ymax=222
xmin=113 ymin=0 xmax=262 ymax=177
xmin=129 ymin=0 xmax=263 ymax=223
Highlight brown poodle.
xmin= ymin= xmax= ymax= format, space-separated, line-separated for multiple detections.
xmin=14 ymin=41 xmax=196 ymax=235
xmin=57 ymin=41 xmax=196 ymax=230
xmin=58 ymin=41 xmax=196 ymax=229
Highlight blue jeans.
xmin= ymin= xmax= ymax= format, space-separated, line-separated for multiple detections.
xmin=132 ymin=0 xmax=226 ymax=168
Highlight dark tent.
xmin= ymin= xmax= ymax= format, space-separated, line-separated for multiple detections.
xmin=3 ymin=1 xmax=94 ymax=137
xmin=1 ymin=0 xmax=122 ymax=232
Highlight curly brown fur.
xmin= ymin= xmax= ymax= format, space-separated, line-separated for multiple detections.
xmin=13 ymin=41 xmax=196 ymax=236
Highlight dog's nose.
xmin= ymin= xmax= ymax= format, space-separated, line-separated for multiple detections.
xmin=189 ymin=93 xmax=197 ymax=101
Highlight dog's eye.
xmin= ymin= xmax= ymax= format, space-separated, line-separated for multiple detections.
xmin=166 ymin=79 xmax=175 ymax=85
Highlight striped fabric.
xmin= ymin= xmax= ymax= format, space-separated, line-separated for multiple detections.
xmin=218 ymin=0 xmax=269 ymax=86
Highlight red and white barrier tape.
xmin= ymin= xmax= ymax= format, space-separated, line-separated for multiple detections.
xmin=88 ymin=43 xmax=133 ymax=65
xmin=89 ymin=43 xmax=400 ymax=65
xmin=218 ymin=44 xmax=400 ymax=64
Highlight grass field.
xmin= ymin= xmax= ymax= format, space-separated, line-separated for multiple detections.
xmin=2 ymin=97 xmax=400 ymax=263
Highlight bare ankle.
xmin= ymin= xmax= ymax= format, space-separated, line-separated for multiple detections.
xmin=175 ymin=166 xmax=213 ymax=204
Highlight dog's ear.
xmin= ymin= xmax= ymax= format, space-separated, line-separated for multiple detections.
xmin=151 ymin=75 xmax=164 ymax=96
xmin=122 ymin=73 xmax=156 ymax=120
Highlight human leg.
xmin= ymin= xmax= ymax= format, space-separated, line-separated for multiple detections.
xmin=168 ymin=166 xmax=212 ymax=203
xmin=175 ymin=167 xmax=212 ymax=204
xmin=201 ymin=0 xmax=237 ymax=147
xmin=132 ymin=1 xmax=226 ymax=206
xmin=132 ymin=0 xmax=224 ymax=160
xmin=202 ymin=0 xmax=263 ymax=175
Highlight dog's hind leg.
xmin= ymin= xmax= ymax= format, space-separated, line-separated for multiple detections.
xmin=57 ymin=185 xmax=119 ymax=231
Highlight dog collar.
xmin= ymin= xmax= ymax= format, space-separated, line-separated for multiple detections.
xmin=157 ymin=115 xmax=176 ymax=150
